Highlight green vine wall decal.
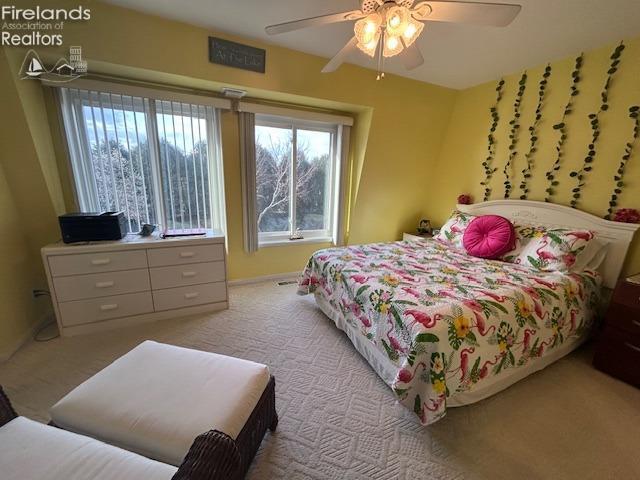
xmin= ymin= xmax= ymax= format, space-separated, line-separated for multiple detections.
xmin=519 ymin=64 xmax=551 ymax=199
xmin=503 ymin=72 xmax=528 ymax=198
xmin=569 ymin=42 xmax=625 ymax=208
xmin=605 ymin=105 xmax=639 ymax=219
xmin=544 ymin=53 xmax=584 ymax=202
xmin=480 ymin=78 xmax=505 ymax=201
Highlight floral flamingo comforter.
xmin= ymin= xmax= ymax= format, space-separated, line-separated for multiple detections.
xmin=298 ymin=239 xmax=601 ymax=425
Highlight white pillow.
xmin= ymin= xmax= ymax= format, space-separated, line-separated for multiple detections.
xmin=572 ymin=238 xmax=608 ymax=272
xmin=433 ymin=210 xmax=476 ymax=249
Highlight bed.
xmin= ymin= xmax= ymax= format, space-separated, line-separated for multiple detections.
xmin=297 ymin=200 xmax=639 ymax=425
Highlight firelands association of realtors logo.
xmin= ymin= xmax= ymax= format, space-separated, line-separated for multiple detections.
xmin=20 ymin=46 xmax=87 ymax=82
xmin=2 ymin=4 xmax=91 ymax=82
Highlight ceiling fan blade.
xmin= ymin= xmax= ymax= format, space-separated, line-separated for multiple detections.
xmin=413 ymin=1 xmax=521 ymax=27
xmin=265 ymin=10 xmax=365 ymax=35
xmin=321 ymin=37 xmax=358 ymax=73
xmin=402 ymin=43 xmax=424 ymax=70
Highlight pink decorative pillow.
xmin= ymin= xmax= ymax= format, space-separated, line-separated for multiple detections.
xmin=463 ymin=215 xmax=516 ymax=259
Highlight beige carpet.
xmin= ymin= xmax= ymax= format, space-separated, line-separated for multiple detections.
xmin=1 ymin=280 xmax=639 ymax=479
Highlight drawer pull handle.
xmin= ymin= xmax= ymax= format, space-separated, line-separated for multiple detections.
xmin=624 ymin=342 xmax=640 ymax=353
xmin=95 ymin=281 xmax=115 ymax=288
xmin=99 ymin=304 xmax=118 ymax=311
xmin=184 ymin=292 xmax=199 ymax=299
xmin=180 ymin=252 xmax=195 ymax=258
xmin=633 ymin=320 xmax=640 ymax=328
xmin=182 ymin=271 xmax=197 ymax=278
xmin=91 ymin=258 xmax=111 ymax=265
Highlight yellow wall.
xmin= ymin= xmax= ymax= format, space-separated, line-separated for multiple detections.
xmin=0 ymin=49 xmax=52 ymax=358
xmin=0 ymin=163 xmax=42 ymax=358
xmin=431 ymin=37 xmax=640 ymax=276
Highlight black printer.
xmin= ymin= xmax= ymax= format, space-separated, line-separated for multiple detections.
xmin=58 ymin=212 xmax=128 ymax=243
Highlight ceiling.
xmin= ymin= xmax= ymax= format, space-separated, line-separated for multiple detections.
xmin=102 ymin=0 xmax=640 ymax=89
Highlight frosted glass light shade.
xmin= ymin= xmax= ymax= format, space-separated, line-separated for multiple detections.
xmin=402 ymin=17 xmax=424 ymax=47
xmin=385 ymin=6 xmax=410 ymax=37
xmin=354 ymin=13 xmax=382 ymax=45
xmin=352 ymin=6 xmax=425 ymax=60
xmin=356 ymin=31 xmax=380 ymax=57
xmin=383 ymin=34 xmax=404 ymax=57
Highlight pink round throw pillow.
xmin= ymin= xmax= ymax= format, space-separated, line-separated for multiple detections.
xmin=463 ymin=215 xmax=515 ymax=259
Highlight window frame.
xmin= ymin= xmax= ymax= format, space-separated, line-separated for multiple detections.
xmin=254 ymin=114 xmax=340 ymax=246
xmin=55 ymin=81 xmax=228 ymax=235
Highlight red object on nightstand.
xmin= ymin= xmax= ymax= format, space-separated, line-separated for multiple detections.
xmin=593 ymin=278 xmax=640 ymax=387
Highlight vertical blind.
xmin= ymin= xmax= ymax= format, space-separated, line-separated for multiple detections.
xmin=59 ymin=87 xmax=226 ymax=234
xmin=155 ymin=100 xmax=216 ymax=230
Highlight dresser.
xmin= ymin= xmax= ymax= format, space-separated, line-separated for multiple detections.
xmin=42 ymin=231 xmax=228 ymax=336
xmin=593 ymin=278 xmax=640 ymax=387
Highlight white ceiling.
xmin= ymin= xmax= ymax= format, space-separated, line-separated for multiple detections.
xmin=102 ymin=0 xmax=640 ymax=89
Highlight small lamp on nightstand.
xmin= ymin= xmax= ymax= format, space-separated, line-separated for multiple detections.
xmin=403 ymin=219 xmax=433 ymax=241
xmin=417 ymin=219 xmax=432 ymax=236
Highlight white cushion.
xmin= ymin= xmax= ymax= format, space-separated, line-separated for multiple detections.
xmin=50 ymin=340 xmax=270 ymax=466
xmin=0 ymin=417 xmax=177 ymax=480
xmin=572 ymin=237 xmax=608 ymax=271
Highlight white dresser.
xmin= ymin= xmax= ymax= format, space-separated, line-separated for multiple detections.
xmin=42 ymin=231 xmax=228 ymax=336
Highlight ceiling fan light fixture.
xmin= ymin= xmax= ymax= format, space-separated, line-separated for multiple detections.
xmin=266 ymin=1 xmax=523 ymax=76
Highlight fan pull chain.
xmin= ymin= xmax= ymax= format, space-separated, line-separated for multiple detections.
xmin=376 ymin=30 xmax=386 ymax=80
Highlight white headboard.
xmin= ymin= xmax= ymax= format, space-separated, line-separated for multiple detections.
xmin=456 ymin=200 xmax=639 ymax=289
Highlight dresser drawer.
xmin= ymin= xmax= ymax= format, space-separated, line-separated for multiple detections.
xmin=149 ymin=261 xmax=225 ymax=290
xmin=48 ymin=250 xmax=148 ymax=277
xmin=605 ymin=303 xmax=640 ymax=337
xmin=53 ymin=269 xmax=151 ymax=302
xmin=593 ymin=325 xmax=640 ymax=387
xmin=612 ymin=281 xmax=640 ymax=310
xmin=147 ymin=244 xmax=224 ymax=268
xmin=58 ymin=292 xmax=154 ymax=327
xmin=152 ymin=282 xmax=227 ymax=312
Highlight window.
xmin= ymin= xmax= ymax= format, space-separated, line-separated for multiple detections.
xmin=58 ymin=85 xmax=226 ymax=234
xmin=254 ymin=114 xmax=340 ymax=244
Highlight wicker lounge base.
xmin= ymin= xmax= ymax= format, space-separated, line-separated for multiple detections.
xmin=173 ymin=375 xmax=278 ymax=479
xmin=1 ymin=377 xmax=276 ymax=480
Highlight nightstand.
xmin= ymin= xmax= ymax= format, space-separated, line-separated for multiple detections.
xmin=593 ymin=278 xmax=640 ymax=387
xmin=403 ymin=232 xmax=432 ymax=241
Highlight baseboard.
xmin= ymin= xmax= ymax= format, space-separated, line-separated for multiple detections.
xmin=228 ymin=271 xmax=300 ymax=286
xmin=0 ymin=315 xmax=49 ymax=363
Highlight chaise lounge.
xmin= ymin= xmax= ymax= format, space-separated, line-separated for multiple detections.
xmin=0 ymin=341 xmax=277 ymax=480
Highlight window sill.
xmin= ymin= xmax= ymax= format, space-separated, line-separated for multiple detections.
xmin=258 ymin=237 xmax=334 ymax=248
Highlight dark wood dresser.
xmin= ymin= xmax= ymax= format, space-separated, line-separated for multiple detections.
xmin=593 ymin=278 xmax=640 ymax=387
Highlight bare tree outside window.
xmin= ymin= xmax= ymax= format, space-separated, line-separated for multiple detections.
xmin=255 ymin=126 xmax=291 ymax=232
xmin=255 ymin=124 xmax=332 ymax=236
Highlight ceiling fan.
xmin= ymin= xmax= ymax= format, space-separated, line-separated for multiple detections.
xmin=266 ymin=1 xmax=521 ymax=79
